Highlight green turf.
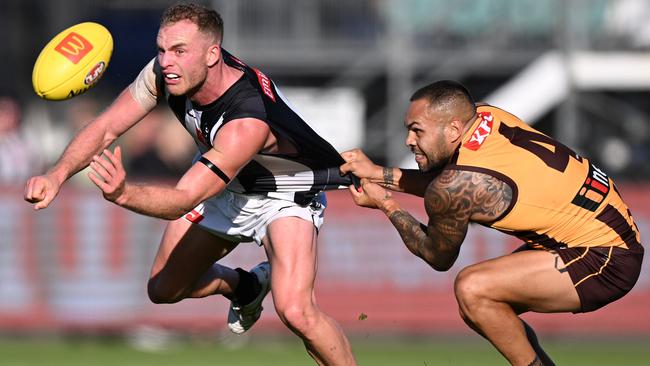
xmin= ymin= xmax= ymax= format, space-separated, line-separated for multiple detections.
xmin=0 ymin=336 xmax=649 ymax=365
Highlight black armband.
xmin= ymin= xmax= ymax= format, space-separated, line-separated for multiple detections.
xmin=198 ymin=157 xmax=231 ymax=183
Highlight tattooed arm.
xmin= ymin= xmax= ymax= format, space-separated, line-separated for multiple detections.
xmin=340 ymin=148 xmax=439 ymax=197
xmin=349 ymin=169 xmax=512 ymax=270
xmin=380 ymin=167 xmax=440 ymax=197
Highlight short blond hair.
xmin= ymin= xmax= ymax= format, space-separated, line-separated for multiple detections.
xmin=161 ymin=3 xmax=224 ymax=43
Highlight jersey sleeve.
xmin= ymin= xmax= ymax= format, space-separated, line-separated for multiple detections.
xmin=128 ymin=58 xmax=159 ymax=111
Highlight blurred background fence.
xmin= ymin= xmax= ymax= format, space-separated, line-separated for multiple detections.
xmin=1 ymin=187 xmax=649 ymax=336
xmin=1 ymin=0 xmax=649 ymax=338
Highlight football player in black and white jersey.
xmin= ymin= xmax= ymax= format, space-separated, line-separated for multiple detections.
xmin=24 ymin=3 xmax=356 ymax=365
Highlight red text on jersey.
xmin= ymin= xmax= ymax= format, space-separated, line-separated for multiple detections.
xmin=254 ymin=68 xmax=276 ymax=102
xmin=464 ymin=112 xmax=494 ymax=151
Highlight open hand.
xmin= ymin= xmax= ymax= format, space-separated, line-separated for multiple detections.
xmin=88 ymin=146 xmax=126 ymax=203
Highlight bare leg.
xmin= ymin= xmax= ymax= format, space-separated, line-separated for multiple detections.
xmin=263 ymin=216 xmax=356 ymax=366
xmin=457 ymin=303 xmax=554 ymax=365
xmin=454 ymin=250 xmax=579 ymax=366
xmin=148 ymin=217 xmax=240 ymax=303
xmin=522 ymin=320 xmax=555 ymax=366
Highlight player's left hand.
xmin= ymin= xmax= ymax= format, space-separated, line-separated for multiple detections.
xmin=88 ymin=146 xmax=127 ymax=203
xmin=347 ymin=178 xmax=394 ymax=210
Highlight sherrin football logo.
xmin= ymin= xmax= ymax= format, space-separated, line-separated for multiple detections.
xmin=84 ymin=61 xmax=106 ymax=85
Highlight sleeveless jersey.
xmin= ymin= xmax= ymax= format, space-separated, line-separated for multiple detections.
xmin=449 ymin=105 xmax=641 ymax=250
xmin=153 ymin=50 xmax=351 ymax=204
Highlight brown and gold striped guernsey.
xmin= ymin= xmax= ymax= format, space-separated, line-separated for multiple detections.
xmin=448 ymin=105 xmax=641 ymax=250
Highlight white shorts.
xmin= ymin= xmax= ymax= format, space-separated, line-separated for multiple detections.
xmin=183 ymin=190 xmax=326 ymax=246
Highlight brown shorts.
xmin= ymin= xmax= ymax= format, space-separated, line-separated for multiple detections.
xmin=515 ymin=242 xmax=644 ymax=313
xmin=557 ymin=244 xmax=643 ymax=312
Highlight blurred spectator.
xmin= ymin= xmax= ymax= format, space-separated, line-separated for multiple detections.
xmin=122 ymin=107 xmax=194 ymax=180
xmin=66 ymin=97 xmax=103 ymax=133
xmin=60 ymin=97 xmax=104 ymax=187
xmin=151 ymin=112 xmax=196 ymax=177
xmin=21 ymin=97 xmax=194 ymax=187
xmin=0 ymin=96 xmax=39 ymax=184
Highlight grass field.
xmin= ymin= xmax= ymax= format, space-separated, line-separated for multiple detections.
xmin=1 ymin=335 xmax=649 ymax=366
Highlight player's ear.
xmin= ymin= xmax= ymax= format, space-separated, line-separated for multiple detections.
xmin=206 ymin=44 xmax=220 ymax=67
xmin=447 ymin=118 xmax=464 ymax=143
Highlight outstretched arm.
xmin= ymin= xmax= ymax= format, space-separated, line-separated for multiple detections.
xmin=89 ymin=118 xmax=270 ymax=220
xmin=349 ymin=169 xmax=512 ymax=271
xmin=25 ymin=59 xmax=159 ymax=210
xmin=24 ymin=88 xmax=152 ymax=209
xmin=340 ymin=148 xmax=439 ymax=197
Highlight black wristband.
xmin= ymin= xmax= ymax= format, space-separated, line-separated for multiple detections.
xmin=198 ymin=157 xmax=231 ymax=183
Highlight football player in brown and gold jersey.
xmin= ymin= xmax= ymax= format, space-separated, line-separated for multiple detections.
xmin=341 ymin=80 xmax=643 ymax=366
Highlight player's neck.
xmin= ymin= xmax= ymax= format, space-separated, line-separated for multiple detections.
xmin=190 ymin=61 xmax=243 ymax=106
xmin=459 ymin=112 xmax=479 ymax=140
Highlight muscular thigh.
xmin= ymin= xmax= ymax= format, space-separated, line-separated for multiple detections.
xmin=263 ymin=216 xmax=318 ymax=302
xmin=461 ymin=249 xmax=581 ymax=313
xmin=150 ymin=217 xmax=238 ymax=286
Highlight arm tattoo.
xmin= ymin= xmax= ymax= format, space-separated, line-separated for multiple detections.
xmin=377 ymin=167 xmax=394 ymax=189
xmin=388 ymin=210 xmax=431 ymax=259
xmin=375 ymin=167 xmax=439 ymax=196
xmin=389 ymin=169 xmax=512 ymax=270
xmin=383 ymin=167 xmax=394 ymax=185
xmin=426 ymin=169 xmax=512 ymax=224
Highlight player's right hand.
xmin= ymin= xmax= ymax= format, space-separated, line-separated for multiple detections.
xmin=24 ymin=174 xmax=61 ymax=210
xmin=347 ymin=177 xmax=396 ymax=212
xmin=340 ymin=148 xmax=381 ymax=181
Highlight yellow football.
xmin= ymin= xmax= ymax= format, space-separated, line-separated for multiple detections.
xmin=32 ymin=22 xmax=113 ymax=101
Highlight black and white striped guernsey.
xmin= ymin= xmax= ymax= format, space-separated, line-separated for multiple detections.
xmin=158 ymin=49 xmax=352 ymax=205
